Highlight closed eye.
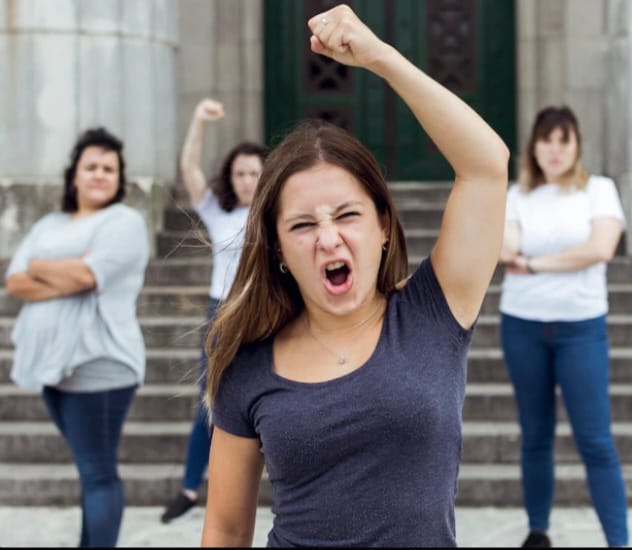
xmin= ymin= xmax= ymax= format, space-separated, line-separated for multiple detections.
xmin=290 ymin=221 xmax=316 ymax=231
xmin=337 ymin=211 xmax=360 ymax=220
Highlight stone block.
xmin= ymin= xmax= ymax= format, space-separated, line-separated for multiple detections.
xmin=78 ymin=36 xmax=124 ymax=134
xmin=120 ymin=0 xmax=153 ymax=39
xmin=152 ymin=0 xmax=178 ymax=44
xmin=566 ymin=0 xmax=605 ymax=38
xmin=2 ymin=0 xmax=77 ymax=31
xmin=78 ymin=0 xmax=119 ymax=34
xmin=122 ymin=40 xmax=156 ymax=175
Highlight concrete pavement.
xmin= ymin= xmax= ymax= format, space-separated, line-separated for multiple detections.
xmin=0 ymin=505 xmax=620 ymax=547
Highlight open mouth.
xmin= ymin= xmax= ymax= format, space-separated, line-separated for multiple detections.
xmin=325 ymin=261 xmax=350 ymax=287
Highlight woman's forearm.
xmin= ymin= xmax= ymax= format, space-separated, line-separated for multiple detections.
xmin=530 ymin=246 xmax=614 ymax=273
xmin=28 ymin=258 xmax=96 ymax=295
xmin=499 ymin=222 xmax=521 ymax=263
xmin=6 ymin=273 xmax=63 ymax=301
xmin=527 ymin=218 xmax=623 ymax=273
xmin=180 ymin=98 xmax=225 ymax=205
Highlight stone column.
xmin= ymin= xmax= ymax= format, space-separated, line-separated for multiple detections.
xmin=0 ymin=0 xmax=179 ymax=258
xmin=606 ymin=0 xmax=632 ymax=253
xmin=177 ymin=0 xmax=263 ymax=185
xmin=516 ymin=0 xmax=608 ymax=174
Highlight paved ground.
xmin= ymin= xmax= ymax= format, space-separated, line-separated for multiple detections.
xmin=0 ymin=505 xmax=620 ymax=547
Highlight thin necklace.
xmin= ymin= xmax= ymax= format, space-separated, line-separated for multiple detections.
xmin=304 ymin=303 xmax=384 ymax=365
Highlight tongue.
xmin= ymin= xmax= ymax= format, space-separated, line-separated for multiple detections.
xmin=327 ymin=266 xmax=348 ymax=286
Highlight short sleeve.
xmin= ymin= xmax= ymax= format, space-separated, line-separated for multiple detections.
xmin=402 ymin=257 xmax=474 ymax=343
xmin=587 ymin=176 xmax=626 ymax=228
xmin=83 ymin=207 xmax=149 ymax=291
xmin=192 ymin=188 xmax=220 ymax=217
xmin=5 ymin=215 xmax=50 ymax=278
xmin=211 ymin=347 xmax=263 ymax=439
xmin=6 ymin=233 xmax=34 ymax=278
xmin=505 ymin=184 xmax=520 ymax=223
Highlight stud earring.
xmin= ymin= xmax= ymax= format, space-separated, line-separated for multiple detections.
xmin=280 ymin=262 xmax=288 ymax=273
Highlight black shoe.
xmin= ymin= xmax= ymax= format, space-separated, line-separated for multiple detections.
xmin=161 ymin=492 xmax=198 ymax=523
xmin=521 ymin=531 xmax=551 ymax=548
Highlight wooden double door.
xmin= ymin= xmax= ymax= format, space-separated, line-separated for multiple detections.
xmin=264 ymin=0 xmax=516 ymax=180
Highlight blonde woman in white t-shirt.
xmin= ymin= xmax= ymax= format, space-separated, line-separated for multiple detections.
xmin=499 ymin=106 xmax=628 ymax=548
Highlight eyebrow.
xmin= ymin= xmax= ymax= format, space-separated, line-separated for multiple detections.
xmin=284 ymin=200 xmax=364 ymax=223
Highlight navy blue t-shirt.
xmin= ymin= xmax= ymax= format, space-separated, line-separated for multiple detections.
xmin=213 ymin=257 xmax=473 ymax=547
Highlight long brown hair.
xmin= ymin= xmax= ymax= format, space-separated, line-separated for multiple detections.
xmin=204 ymin=119 xmax=408 ymax=404
xmin=519 ymin=105 xmax=589 ymax=192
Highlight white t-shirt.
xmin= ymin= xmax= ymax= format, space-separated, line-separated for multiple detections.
xmin=193 ymin=189 xmax=250 ymax=300
xmin=499 ymin=175 xmax=626 ymax=321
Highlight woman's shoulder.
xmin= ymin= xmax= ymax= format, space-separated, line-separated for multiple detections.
xmin=219 ymin=339 xmax=272 ymax=389
xmin=586 ymin=174 xmax=616 ymax=189
xmin=102 ymin=203 xmax=147 ymax=227
xmin=32 ymin=211 xmax=69 ymax=230
xmin=40 ymin=210 xmax=69 ymax=222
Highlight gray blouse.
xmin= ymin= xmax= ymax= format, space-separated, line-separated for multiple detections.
xmin=6 ymin=203 xmax=149 ymax=391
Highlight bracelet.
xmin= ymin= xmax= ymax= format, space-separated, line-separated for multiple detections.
xmin=525 ymin=257 xmax=535 ymax=274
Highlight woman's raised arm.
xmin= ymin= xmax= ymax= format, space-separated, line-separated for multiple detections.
xmin=308 ymin=4 xmax=510 ymax=328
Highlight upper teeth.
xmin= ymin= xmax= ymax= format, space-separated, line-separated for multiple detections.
xmin=326 ymin=261 xmax=345 ymax=271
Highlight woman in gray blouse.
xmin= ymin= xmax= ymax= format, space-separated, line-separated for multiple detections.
xmin=5 ymin=127 xmax=149 ymax=547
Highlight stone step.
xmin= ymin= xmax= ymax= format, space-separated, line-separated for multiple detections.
xmin=0 ymin=287 xmax=211 ymax=318
xmin=0 ymin=348 xmax=200 ymax=385
xmin=385 ymin=181 xmax=454 ymax=203
xmin=144 ymin=257 xmax=211 ymax=286
xmin=168 ymin=181 xmax=455 ymax=206
xmin=461 ymin=383 xmax=632 ymax=421
xmin=158 ymin=226 xmax=621 ymax=261
xmin=480 ymin=284 xmax=632 ymax=315
xmin=163 ymin=201 xmax=446 ymax=232
xmin=3 ymin=420 xmax=632 ymax=465
xmin=470 ymin=314 xmax=632 ymax=348
xmin=465 ymin=347 xmax=632 ymax=383
xmin=2 ymin=461 xmax=632 ymax=507
xmin=4 ymin=313 xmax=632 ymax=352
xmin=6 ymin=281 xmax=632 ymax=318
xmin=3 ymin=382 xmax=632 ymax=422
xmin=143 ymin=254 xmax=632 ymax=286
xmin=3 ymin=347 xmax=632 ymax=387
xmin=156 ymin=229 xmax=441 ymax=258
xmin=0 ymin=384 xmax=198 ymax=422
xmin=454 ymin=463 xmax=632 ymax=506
xmin=4 ymin=255 xmax=632 ymax=289
xmin=0 ymin=316 xmax=206 ymax=350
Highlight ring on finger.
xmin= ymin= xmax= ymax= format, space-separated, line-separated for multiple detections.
xmin=320 ymin=17 xmax=329 ymax=26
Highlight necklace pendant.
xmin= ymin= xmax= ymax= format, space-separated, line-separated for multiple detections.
xmin=338 ymin=356 xmax=346 ymax=365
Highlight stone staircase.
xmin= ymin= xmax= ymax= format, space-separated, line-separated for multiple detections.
xmin=2 ymin=182 xmax=632 ymax=507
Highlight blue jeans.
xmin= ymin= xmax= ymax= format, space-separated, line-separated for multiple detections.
xmin=500 ymin=313 xmax=628 ymax=546
xmin=42 ymin=384 xmax=137 ymax=547
xmin=182 ymin=298 xmax=218 ymax=493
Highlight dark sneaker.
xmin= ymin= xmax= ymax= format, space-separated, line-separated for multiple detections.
xmin=160 ymin=492 xmax=198 ymax=523
xmin=521 ymin=531 xmax=552 ymax=548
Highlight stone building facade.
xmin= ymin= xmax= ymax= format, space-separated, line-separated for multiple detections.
xmin=1 ymin=0 xmax=631 ymax=258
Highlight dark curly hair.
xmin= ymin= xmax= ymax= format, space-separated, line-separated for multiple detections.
xmin=61 ymin=127 xmax=127 ymax=212
xmin=211 ymin=142 xmax=266 ymax=211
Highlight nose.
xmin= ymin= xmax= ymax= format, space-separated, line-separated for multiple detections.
xmin=550 ymin=141 xmax=564 ymax=153
xmin=316 ymin=222 xmax=342 ymax=251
